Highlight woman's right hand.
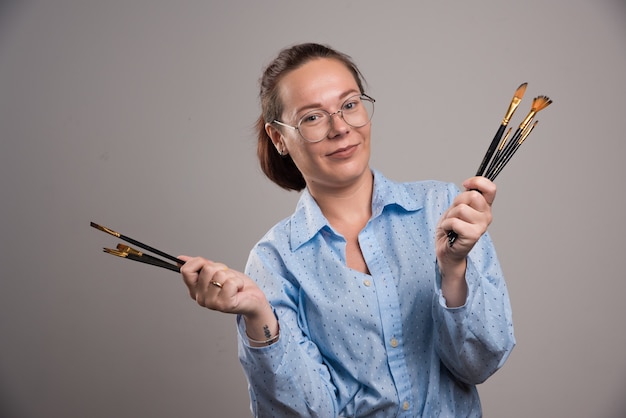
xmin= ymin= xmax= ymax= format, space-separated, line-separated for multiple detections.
xmin=178 ymin=256 xmax=278 ymax=344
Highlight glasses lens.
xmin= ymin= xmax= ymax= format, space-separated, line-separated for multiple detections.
xmin=298 ymin=95 xmax=375 ymax=143
xmin=298 ymin=110 xmax=330 ymax=143
xmin=342 ymin=95 xmax=374 ymax=129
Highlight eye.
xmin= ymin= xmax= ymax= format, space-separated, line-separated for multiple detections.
xmin=300 ymin=111 xmax=326 ymax=125
xmin=342 ymin=97 xmax=361 ymax=112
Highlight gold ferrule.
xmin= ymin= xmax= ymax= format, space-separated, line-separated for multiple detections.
xmin=519 ymin=121 xmax=538 ymax=144
xmin=92 ymin=223 xmax=121 ymax=238
xmin=518 ymin=111 xmax=536 ymax=131
xmin=116 ymin=244 xmax=142 ymax=256
xmin=103 ymin=248 xmax=128 ymax=258
xmin=499 ymin=127 xmax=512 ymax=150
xmin=502 ymin=97 xmax=522 ymax=125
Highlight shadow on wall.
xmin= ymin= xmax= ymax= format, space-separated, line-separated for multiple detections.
xmin=609 ymin=0 xmax=626 ymax=18
xmin=0 ymin=0 xmax=24 ymax=48
xmin=0 ymin=0 xmax=21 ymax=23
xmin=609 ymin=375 xmax=626 ymax=418
xmin=0 ymin=389 xmax=21 ymax=418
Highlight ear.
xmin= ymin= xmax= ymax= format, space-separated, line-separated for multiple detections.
xmin=265 ymin=122 xmax=287 ymax=155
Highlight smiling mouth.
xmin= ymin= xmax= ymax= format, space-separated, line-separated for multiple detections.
xmin=327 ymin=144 xmax=358 ymax=157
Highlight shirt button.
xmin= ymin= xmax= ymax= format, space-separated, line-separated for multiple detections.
xmin=363 ymin=279 xmax=371 ymax=287
xmin=403 ymin=401 xmax=410 ymax=410
xmin=390 ymin=338 xmax=398 ymax=348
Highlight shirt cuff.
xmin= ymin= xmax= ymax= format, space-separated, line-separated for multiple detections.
xmin=236 ymin=310 xmax=282 ymax=349
xmin=434 ymin=258 xmax=479 ymax=310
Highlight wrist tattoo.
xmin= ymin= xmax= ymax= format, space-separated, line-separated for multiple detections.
xmin=263 ymin=324 xmax=272 ymax=339
xmin=246 ymin=322 xmax=280 ymax=346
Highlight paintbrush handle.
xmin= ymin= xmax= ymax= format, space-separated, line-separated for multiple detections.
xmin=488 ymin=136 xmax=525 ymax=181
xmin=487 ymin=129 xmax=523 ymax=180
xmin=447 ymin=230 xmax=458 ymax=246
xmin=139 ymin=252 xmax=182 ymax=272
xmin=476 ymin=125 xmax=506 ymax=177
xmin=124 ymin=252 xmax=181 ymax=273
xmin=103 ymin=248 xmax=181 ymax=273
xmin=485 ymin=127 xmax=519 ymax=180
xmin=119 ymin=234 xmax=184 ymax=265
xmin=91 ymin=222 xmax=186 ymax=266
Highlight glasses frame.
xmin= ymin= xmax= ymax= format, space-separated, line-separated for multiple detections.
xmin=272 ymin=93 xmax=375 ymax=143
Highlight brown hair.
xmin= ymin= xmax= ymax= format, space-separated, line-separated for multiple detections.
xmin=256 ymin=43 xmax=367 ymax=191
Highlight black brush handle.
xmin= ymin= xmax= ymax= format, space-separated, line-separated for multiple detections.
xmin=486 ymin=130 xmax=523 ymax=180
xmin=119 ymin=234 xmax=184 ymax=265
xmin=488 ymin=140 xmax=522 ymax=181
xmin=476 ymin=125 xmax=506 ymax=177
xmin=125 ymin=252 xmax=181 ymax=273
xmin=447 ymin=231 xmax=459 ymax=247
xmin=91 ymin=222 xmax=186 ymax=265
xmin=485 ymin=127 xmax=521 ymax=180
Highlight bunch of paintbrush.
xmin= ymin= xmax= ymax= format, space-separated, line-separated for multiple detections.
xmin=91 ymin=222 xmax=184 ymax=273
xmin=447 ymin=83 xmax=552 ymax=246
xmin=477 ymin=84 xmax=552 ymax=180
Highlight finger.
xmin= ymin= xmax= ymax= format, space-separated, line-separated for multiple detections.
xmin=462 ymin=176 xmax=496 ymax=206
xmin=176 ymin=255 xmax=192 ymax=263
xmin=196 ymin=267 xmax=243 ymax=310
xmin=179 ymin=257 xmax=207 ymax=281
xmin=194 ymin=262 xmax=231 ymax=298
xmin=440 ymin=217 xmax=481 ymax=247
xmin=216 ymin=269 xmax=246 ymax=295
xmin=452 ymin=190 xmax=492 ymax=219
xmin=209 ymin=265 xmax=231 ymax=288
xmin=209 ymin=280 xmax=223 ymax=289
xmin=454 ymin=199 xmax=492 ymax=227
xmin=441 ymin=198 xmax=491 ymax=240
xmin=196 ymin=262 xmax=229 ymax=286
xmin=179 ymin=256 xmax=213 ymax=300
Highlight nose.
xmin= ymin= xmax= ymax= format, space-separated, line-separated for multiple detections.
xmin=327 ymin=110 xmax=349 ymax=138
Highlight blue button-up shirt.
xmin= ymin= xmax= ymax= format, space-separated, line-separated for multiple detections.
xmin=238 ymin=170 xmax=515 ymax=417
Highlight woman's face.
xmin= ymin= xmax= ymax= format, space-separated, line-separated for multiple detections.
xmin=269 ymin=58 xmax=372 ymax=193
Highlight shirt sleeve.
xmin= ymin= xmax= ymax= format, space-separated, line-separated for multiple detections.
xmin=238 ymin=246 xmax=339 ymax=418
xmin=431 ymin=185 xmax=516 ymax=385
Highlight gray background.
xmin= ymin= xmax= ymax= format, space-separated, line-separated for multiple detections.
xmin=1 ymin=0 xmax=625 ymax=417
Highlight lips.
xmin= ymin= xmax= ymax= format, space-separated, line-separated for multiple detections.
xmin=327 ymin=144 xmax=358 ymax=158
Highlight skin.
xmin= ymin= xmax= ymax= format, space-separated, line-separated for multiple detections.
xmin=179 ymin=58 xmax=496 ymax=345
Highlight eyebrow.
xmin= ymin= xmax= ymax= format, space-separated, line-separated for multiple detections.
xmin=293 ymin=88 xmax=361 ymax=117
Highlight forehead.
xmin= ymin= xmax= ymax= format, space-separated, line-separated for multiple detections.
xmin=278 ymin=58 xmax=359 ymax=111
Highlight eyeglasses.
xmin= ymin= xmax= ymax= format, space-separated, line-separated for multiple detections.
xmin=273 ymin=94 xmax=375 ymax=143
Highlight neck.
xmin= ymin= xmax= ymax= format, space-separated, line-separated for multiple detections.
xmin=308 ymin=170 xmax=374 ymax=225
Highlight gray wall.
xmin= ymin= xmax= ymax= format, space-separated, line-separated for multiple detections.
xmin=1 ymin=1 xmax=625 ymax=417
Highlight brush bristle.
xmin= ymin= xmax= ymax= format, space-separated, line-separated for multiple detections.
xmin=90 ymin=221 xmax=119 ymax=237
xmin=531 ymin=95 xmax=552 ymax=112
xmin=515 ymin=82 xmax=528 ymax=99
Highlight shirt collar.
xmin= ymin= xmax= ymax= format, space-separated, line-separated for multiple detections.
xmin=289 ymin=169 xmax=424 ymax=251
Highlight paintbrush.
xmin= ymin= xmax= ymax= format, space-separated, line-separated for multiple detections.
xmin=447 ymin=88 xmax=552 ymax=247
xmin=484 ymin=95 xmax=552 ymax=180
xmin=487 ymin=120 xmax=538 ymax=181
xmin=447 ymin=84 xmax=526 ymax=247
xmin=90 ymin=222 xmax=185 ymax=265
xmin=487 ymin=127 xmax=512 ymax=174
xmin=475 ymin=82 xmax=528 ymax=176
xmin=117 ymin=243 xmax=181 ymax=272
xmin=103 ymin=247 xmax=181 ymax=272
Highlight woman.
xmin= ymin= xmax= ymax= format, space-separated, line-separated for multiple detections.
xmin=179 ymin=43 xmax=515 ymax=417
